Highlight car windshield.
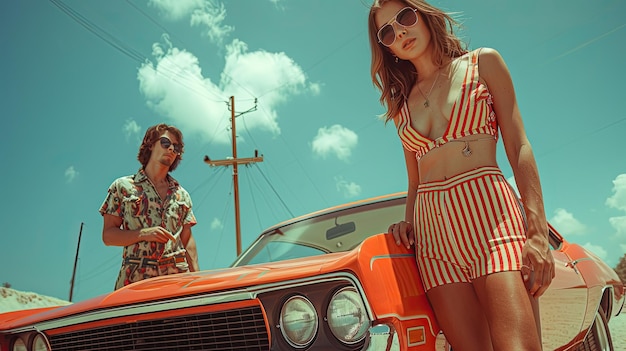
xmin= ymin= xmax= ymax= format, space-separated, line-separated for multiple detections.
xmin=233 ymin=195 xmax=406 ymax=266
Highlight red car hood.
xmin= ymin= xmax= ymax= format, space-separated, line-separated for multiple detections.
xmin=0 ymin=252 xmax=354 ymax=329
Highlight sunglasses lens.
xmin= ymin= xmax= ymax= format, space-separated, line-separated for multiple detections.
xmin=379 ymin=25 xmax=395 ymax=46
xmin=160 ymin=137 xmax=182 ymax=154
xmin=377 ymin=8 xmax=418 ymax=47
xmin=397 ymin=8 xmax=417 ymax=27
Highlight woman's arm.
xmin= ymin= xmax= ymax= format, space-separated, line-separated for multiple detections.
xmin=390 ymin=147 xmax=420 ymax=249
xmin=479 ymin=48 xmax=555 ymax=297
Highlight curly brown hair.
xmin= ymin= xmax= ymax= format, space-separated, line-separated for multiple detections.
xmin=137 ymin=123 xmax=185 ymax=171
xmin=368 ymin=0 xmax=467 ymax=122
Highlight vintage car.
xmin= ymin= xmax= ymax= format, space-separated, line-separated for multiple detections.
xmin=0 ymin=192 xmax=624 ymax=351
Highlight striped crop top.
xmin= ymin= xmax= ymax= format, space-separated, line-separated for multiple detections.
xmin=394 ymin=49 xmax=498 ymax=161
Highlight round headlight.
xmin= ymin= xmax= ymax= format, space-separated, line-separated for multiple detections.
xmin=31 ymin=333 xmax=51 ymax=351
xmin=279 ymin=295 xmax=318 ymax=348
xmin=11 ymin=337 xmax=26 ymax=351
xmin=326 ymin=287 xmax=370 ymax=344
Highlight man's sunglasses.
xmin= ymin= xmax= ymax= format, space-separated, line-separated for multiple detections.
xmin=159 ymin=136 xmax=183 ymax=155
xmin=377 ymin=7 xmax=419 ymax=47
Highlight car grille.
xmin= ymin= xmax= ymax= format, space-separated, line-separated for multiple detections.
xmin=48 ymin=305 xmax=270 ymax=350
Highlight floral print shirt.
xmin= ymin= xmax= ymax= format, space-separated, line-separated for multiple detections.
xmin=99 ymin=168 xmax=197 ymax=290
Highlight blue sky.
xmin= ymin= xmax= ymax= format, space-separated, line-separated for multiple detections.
xmin=2 ymin=0 xmax=625 ymax=302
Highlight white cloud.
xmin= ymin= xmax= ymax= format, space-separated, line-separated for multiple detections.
xmin=311 ymin=125 xmax=358 ymax=161
xmin=148 ymin=0 xmax=204 ymax=21
xmin=605 ymin=174 xmax=626 ymax=240
xmin=608 ymin=216 xmax=626 ymax=239
xmin=549 ymin=208 xmax=587 ymax=236
xmin=122 ymin=119 xmax=141 ymax=141
xmin=222 ymin=39 xmax=316 ymax=122
xmin=335 ymin=177 xmax=361 ymax=198
xmin=137 ymin=38 xmax=315 ymax=145
xmin=65 ymin=166 xmax=78 ymax=183
xmin=190 ymin=2 xmax=233 ymax=44
xmin=210 ymin=217 xmax=223 ymax=230
xmin=582 ymin=242 xmax=608 ymax=261
xmin=149 ymin=0 xmax=233 ymax=45
xmin=606 ymin=174 xmax=626 ymax=212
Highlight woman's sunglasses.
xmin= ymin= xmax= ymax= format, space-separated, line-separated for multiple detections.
xmin=377 ymin=7 xmax=419 ymax=47
xmin=159 ymin=136 xmax=183 ymax=155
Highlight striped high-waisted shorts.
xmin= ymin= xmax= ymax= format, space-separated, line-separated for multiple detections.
xmin=414 ymin=166 xmax=527 ymax=291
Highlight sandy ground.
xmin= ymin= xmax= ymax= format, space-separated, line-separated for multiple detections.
xmin=0 ymin=287 xmax=71 ymax=313
xmin=610 ymin=313 xmax=626 ymax=351
xmin=368 ymin=312 xmax=626 ymax=350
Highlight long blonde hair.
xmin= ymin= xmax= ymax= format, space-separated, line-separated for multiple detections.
xmin=368 ymin=0 xmax=467 ymax=122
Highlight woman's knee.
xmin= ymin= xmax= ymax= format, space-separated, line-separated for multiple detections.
xmin=427 ymin=283 xmax=494 ymax=351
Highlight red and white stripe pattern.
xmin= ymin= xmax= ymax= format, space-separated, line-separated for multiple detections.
xmin=394 ymin=49 xmax=498 ymax=160
xmin=414 ymin=166 xmax=526 ymax=291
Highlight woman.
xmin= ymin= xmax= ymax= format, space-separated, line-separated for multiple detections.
xmin=368 ymin=1 xmax=555 ymax=349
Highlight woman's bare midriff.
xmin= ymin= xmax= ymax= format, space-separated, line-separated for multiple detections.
xmin=418 ymin=134 xmax=498 ymax=183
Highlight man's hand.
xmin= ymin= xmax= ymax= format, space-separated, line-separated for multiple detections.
xmin=138 ymin=227 xmax=176 ymax=243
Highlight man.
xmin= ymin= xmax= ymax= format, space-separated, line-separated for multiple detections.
xmin=99 ymin=123 xmax=199 ymax=290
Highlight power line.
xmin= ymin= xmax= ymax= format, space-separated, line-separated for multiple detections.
xmin=124 ymin=0 xmax=191 ymax=48
xmin=49 ymin=0 xmax=145 ymax=62
xmin=253 ymin=163 xmax=294 ymax=218
xmin=209 ymin=178 xmax=234 ymax=268
xmin=49 ymin=0 xmax=368 ymax=265
xmin=48 ymin=0 xmax=359 ymax=210
xmin=257 ymin=30 xmax=364 ymax=99
xmin=190 ymin=165 xmax=229 ymax=212
xmin=243 ymin=167 xmax=265 ymax=230
xmin=205 ymin=96 xmax=264 ymax=255
xmin=49 ymin=0 xmax=227 ymax=103
xmin=124 ymin=0 xmax=258 ymax=99
xmin=536 ymin=117 xmax=626 ymax=158
xmin=256 ymin=102 xmax=330 ymax=206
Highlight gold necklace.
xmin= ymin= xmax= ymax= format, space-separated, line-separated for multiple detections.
xmin=416 ymin=70 xmax=440 ymax=108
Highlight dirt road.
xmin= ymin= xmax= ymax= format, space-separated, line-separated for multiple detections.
xmin=610 ymin=314 xmax=625 ymax=351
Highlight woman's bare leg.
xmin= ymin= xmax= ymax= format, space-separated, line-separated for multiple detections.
xmin=426 ymin=282 xmax=494 ymax=351
xmin=472 ymin=271 xmax=542 ymax=350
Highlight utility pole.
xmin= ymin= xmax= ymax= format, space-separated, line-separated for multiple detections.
xmin=69 ymin=222 xmax=83 ymax=302
xmin=204 ymin=96 xmax=263 ymax=255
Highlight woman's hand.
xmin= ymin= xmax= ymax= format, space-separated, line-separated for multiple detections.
xmin=522 ymin=235 xmax=555 ymax=298
xmin=388 ymin=221 xmax=415 ymax=249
